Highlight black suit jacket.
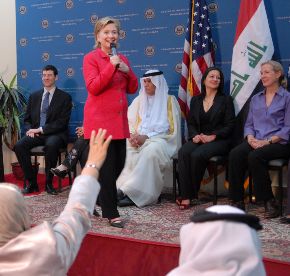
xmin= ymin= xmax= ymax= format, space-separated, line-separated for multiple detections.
xmin=187 ymin=94 xmax=235 ymax=140
xmin=24 ymin=88 xmax=72 ymax=144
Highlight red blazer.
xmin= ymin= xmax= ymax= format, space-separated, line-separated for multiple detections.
xmin=83 ymin=48 xmax=138 ymax=139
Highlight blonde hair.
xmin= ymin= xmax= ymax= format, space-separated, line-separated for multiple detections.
xmin=261 ymin=60 xmax=287 ymax=88
xmin=94 ymin=17 xmax=120 ymax=49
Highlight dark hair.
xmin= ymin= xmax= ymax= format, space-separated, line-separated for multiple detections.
xmin=200 ymin=67 xmax=224 ymax=98
xmin=42 ymin=65 xmax=58 ymax=76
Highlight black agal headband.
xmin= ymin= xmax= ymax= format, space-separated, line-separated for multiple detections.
xmin=142 ymin=71 xmax=163 ymax=77
xmin=190 ymin=210 xmax=262 ymax=231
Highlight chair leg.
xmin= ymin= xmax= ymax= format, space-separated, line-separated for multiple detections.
xmin=278 ymin=168 xmax=283 ymax=216
xmin=173 ymin=159 xmax=177 ymax=201
xmin=68 ymin=171 xmax=72 ymax=186
xmin=213 ymin=163 xmax=218 ymax=205
xmin=57 ymin=152 xmax=62 ymax=192
xmin=249 ymin=174 xmax=253 ymax=203
xmin=34 ymin=155 xmax=38 ymax=180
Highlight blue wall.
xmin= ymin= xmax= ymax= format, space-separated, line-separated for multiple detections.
xmin=16 ymin=0 xmax=290 ymax=138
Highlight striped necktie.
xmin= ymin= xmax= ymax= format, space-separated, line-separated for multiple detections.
xmin=40 ymin=92 xmax=50 ymax=127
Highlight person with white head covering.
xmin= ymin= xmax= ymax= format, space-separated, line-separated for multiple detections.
xmin=0 ymin=129 xmax=111 ymax=275
xmin=116 ymin=69 xmax=181 ymax=207
xmin=167 ymin=205 xmax=266 ymax=276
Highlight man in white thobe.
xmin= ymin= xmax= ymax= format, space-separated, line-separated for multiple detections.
xmin=116 ymin=69 xmax=181 ymax=207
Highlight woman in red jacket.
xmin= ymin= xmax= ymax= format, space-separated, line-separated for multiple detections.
xmin=83 ymin=17 xmax=138 ymax=228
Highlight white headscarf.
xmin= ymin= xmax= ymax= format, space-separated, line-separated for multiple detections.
xmin=138 ymin=69 xmax=170 ymax=136
xmin=168 ymin=205 xmax=266 ymax=276
xmin=0 ymin=183 xmax=31 ymax=247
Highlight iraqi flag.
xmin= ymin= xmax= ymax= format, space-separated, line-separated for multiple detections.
xmin=230 ymin=0 xmax=274 ymax=115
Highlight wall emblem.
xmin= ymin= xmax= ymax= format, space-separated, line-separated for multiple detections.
xmin=90 ymin=14 xmax=98 ymax=25
xmin=66 ymin=67 xmax=75 ymax=77
xmin=19 ymin=38 xmax=28 ymax=47
xmin=20 ymin=70 xmax=28 ymax=79
xmin=41 ymin=19 xmax=49 ymax=29
xmin=175 ymin=63 xmax=182 ymax=74
xmin=66 ymin=34 xmax=74 ymax=43
xmin=65 ymin=0 xmax=74 ymax=9
xmin=119 ymin=30 xmax=126 ymax=40
xmin=145 ymin=9 xmax=155 ymax=19
xmin=42 ymin=52 xmax=50 ymax=62
xmin=174 ymin=25 xmax=185 ymax=36
xmin=19 ymin=6 xmax=27 ymax=15
xmin=208 ymin=2 xmax=218 ymax=13
xmin=145 ymin=46 xmax=155 ymax=56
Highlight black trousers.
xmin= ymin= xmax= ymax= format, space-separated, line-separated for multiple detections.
xmin=81 ymin=139 xmax=126 ymax=219
xmin=228 ymin=141 xmax=290 ymax=202
xmin=14 ymin=134 xmax=65 ymax=184
xmin=62 ymin=137 xmax=89 ymax=170
xmin=178 ymin=139 xmax=231 ymax=199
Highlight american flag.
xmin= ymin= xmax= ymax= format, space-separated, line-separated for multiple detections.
xmin=178 ymin=0 xmax=215 ymax=117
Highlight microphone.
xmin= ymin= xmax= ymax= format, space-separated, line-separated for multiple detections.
xmin=110 ymin=43 xmax=117 ymax=56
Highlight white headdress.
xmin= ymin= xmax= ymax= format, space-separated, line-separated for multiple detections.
xmin=138 ymin=69 xmax=170 ymax=136
xmin=167 ymin=205 xmax=265 ymax=276
xmin=0 ymin=183 xmax=31 ymax=247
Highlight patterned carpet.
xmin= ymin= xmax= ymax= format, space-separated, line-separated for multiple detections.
xmin=23 ymin=186 xmax=290 ymax=263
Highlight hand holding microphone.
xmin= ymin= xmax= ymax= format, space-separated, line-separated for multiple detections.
xmin=110 ymin=42 xmax=121 ymax=68
xmin=110 ymin=42 xmax=129 ymax=73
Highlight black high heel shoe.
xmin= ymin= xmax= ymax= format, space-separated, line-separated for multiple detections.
xmin=280 ymin=216 xmax=290 ymax=224
xmin=50 ymin=168 xmax=69 ymax=178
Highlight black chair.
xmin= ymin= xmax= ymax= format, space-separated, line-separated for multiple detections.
xmin=24 ymin=146 xmax=72 ymax=192
xmin=249 ymin=158 xmax=289 ymax=216
xmin=172 ymin=155 xmax=228 ymax=204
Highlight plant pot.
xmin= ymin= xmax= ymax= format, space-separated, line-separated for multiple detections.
xmin=11 ymin=162 xmax=40 ymax=180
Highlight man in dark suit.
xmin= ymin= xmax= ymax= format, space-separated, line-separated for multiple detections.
xmin=14 ymin=65 xmax=72 ymax=195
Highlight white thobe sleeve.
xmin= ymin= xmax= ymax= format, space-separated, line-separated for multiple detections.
xmin=51 ymin=175 xmax=100 ymax=271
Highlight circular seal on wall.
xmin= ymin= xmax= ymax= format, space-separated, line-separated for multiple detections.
xmin=119 ymin=30 xmax=126 ymax=40
xmin=174 ymin=25 xmax=185 ymax=36
xmin=145 ymin=46 xmax=155 ymax=57
xmin=144 ymin=8 xmax=155 ymax=19
xmin=42 ymin=52 xmax=50 ymax=62
xmin=20 ymin=70 xmax=28 ymax=79
xmin=19 ymin=6 xmax=27 ymax=15
xmin=41 ymin=19 xmax=49 ymax=29
xmin=175 ymin=63 xmax=182 ymax=74
xmin=66 ymin=34 xmax=74 ymax=43
xmin=208 ymin=2 xmax=218 ymax=13
xmin=90 ymin=14 xmax=98 ymax=25
xmin=65 ymin=0 xmax=74 ymax=9
xmin=19 ymin=38 xmax=28 ymax=47
xmin=66 ymin=67 xmax=75 ymax=77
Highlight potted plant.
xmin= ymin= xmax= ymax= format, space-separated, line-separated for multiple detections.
xmin=0 ymin=75 xmax=27 ymax=181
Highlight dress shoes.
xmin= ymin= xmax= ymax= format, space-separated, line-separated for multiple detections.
xmin=22 ymin=181 xmax=39 ymax=194
xmin=117 ymin=189 xmax=126 ymax=201
xmin=117 ymin=195 xmax=135 ymax=207
xmin=46 ymin=183 xmax=58 ymax=195
xmin=280 ymin=216 xmax=290 ymax=224
xmin=264 ymin=198 xmax=280 ymax=219
xmin=93 ymin=208 xmax=100 ymax=217
xmin=50 ymin=168 xmax=68 ymax=178
xmin=109 ymin=218 xmax=125 ymax=228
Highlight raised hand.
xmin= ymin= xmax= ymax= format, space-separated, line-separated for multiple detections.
xmin=85 ymin=129 xmax=112 ymax=172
